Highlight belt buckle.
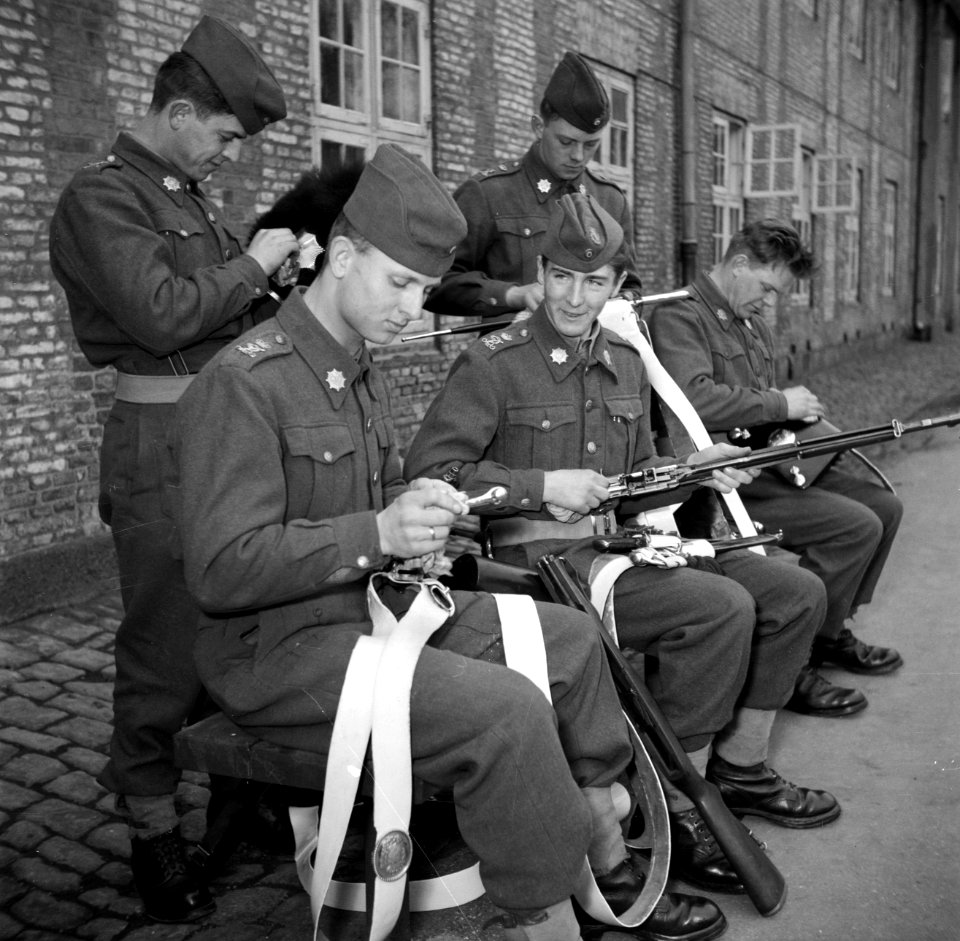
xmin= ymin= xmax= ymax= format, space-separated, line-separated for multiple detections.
xmin=378 ymin=564 xmax=456 ymax=617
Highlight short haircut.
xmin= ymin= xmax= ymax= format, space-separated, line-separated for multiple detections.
xmin=321 ymin=213 xmax=372 ymax=269
xmin=542 ymin=247 xmax=629 ymax=281
xmin=149 ymin=52 xmax=232 ymax=119
xmin=724 ymin=219 xmax=816 ymax=279
xmin=539 ymin=97 xmax=562 ymax=124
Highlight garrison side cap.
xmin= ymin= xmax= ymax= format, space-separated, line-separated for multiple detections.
xmin=542 ymin=51 xmax=609 ymax=132
xmin=541 ymin=193 xmax=623 ymax=272
xmin=343 ymin=144 xmax=467 ymax=278
xmin=181 ymin=15 xmax=286 ymax=134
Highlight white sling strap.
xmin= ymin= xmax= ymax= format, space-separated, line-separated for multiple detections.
xmin=493 ymin=591 xmax=668 ymax=929
xmin=600 ymin=300 xmax=763 ymax=553
xmin=291 ymin=574 xmax=481 ymax=941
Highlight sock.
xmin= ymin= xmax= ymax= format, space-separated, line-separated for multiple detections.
xmin=713 ymin=708 xmax=777 ymax=767
xmin=660 ymin=744 xmax=710 ymax=812
xmin=117 ymin=793 xmax=179 ymax=840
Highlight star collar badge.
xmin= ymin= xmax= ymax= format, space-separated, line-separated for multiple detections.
xmin=578 ymin=183 xmax=587 ymax=195
xmin=716 ymin=308 xmax=729 ymax=323
xmin=162 ymin=176 xmax=181 ymax=193
xmin=325 ymin=368 xmax=346 ymax=391
xmin=537 ymin=178 xmax=552 ymax=194
xmin=550 ymin=347 xmax=569 ymax=365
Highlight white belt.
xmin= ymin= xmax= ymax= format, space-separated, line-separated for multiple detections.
xmin=114 ymin=373 xmax=195 ymax=403
xmin=485 ymin=509 xmax=617 ymax=549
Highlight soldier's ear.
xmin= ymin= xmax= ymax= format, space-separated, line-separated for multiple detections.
xmin=167 ymin=100 xmax=194 ymax=130
xmin=537 ymin=255 xmax=545 ymax=285
xmin=326 ymin=234 xmax=354 ymax=278
xmin=531 ymin=114 xmax=544 ymax=139
xmin=729 ymin=253 xmax=751 ymax=277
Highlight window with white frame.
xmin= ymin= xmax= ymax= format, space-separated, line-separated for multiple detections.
xmin=588 ymin=62 xmax=635 ymax=203
xmin=791 ymin=148 xmax=814 ymax=304
xmin=846 ymin=0 xmax=865 ymax=59
xmin=881 ymin=180 xmax=897 ymax=296
xmin=311 ymin=0 xmax=432 ymax=168
xmin=813 ymin=154 xmax=857 ymax=212
xmin=711 ymin=113 xmax=745 ymax=264
xmin=882 ymin=1 xmax=902 ymax=90
xmin=838 ymin=170 xmax=863 ymax=302
xmin=745 ymin=124 xmax=800 ymax=197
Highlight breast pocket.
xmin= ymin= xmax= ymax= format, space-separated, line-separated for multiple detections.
xmin=503 ymin=403 xmax=579 ymax=469
xmin=493 ymin=215 xmax=549 ymax=283
xmin=282 ymin=424 xmax=358 ymax=521
xmin=604 ymin=395 xmax=645 ymax=471
xmin=150 ymin=207 xmax=209 ymax=272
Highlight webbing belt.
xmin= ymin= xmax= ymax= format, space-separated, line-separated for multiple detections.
xmin=599 ymin=300 xmax=763 ymax=553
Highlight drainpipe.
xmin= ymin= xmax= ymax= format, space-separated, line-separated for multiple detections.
xmin=910 ymin=0 xmax=931 ymax=341
xmin=679 ymin=0 xmax=699 ymax=283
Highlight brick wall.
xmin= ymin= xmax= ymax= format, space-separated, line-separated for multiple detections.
xmin=0 ymin=0 xmax=944 ymax=611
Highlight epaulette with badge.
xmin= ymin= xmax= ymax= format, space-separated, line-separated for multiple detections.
xmin=476 ymin=322 xmax=534 ymax=355
xmin=470 ymin=159 xmax=522 ymax=183
xmin=81 ymin=153 xmax=123 ymax=173
xmin=227 ymin=329 xmax=293 ymax=369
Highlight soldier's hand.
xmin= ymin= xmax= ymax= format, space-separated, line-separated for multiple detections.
xmin=246 ymin=227 xmax=301 ymax=277
xmin=688 ymin=443 xmax=758 ymax=492
xmin=505 ymin=282 xmax=544 ymax=312
xmin=782 ymin=385 xmax=825 ymax=422
xmin=543 ymin=469 xmax=610 ymax=514
xmin=377 ymin=482 xmax=466 ymax=559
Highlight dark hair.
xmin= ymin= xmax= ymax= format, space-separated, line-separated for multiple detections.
xmin=321 ymin=213 xmax=372 ymax=268
xmin=149 ymin=52 xmax=232 ymax=119
xmin=539 ymin=97 xmax=561 ymax=123
xmin=541 ymin=247 xmax=629 ymax=280
xmin=723 ymin=219 xmax=816 ymax=278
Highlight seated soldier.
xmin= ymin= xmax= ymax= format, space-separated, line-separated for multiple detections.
xmin=405 ymin=193 xmax=839 ymax=903
xmin=648 ymin=220 xmax=904 ymax=718
xmin=172 ymin=145 xmax=724 ymax=941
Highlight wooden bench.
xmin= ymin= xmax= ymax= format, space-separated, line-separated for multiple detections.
xmin=174 ymin=710 xmax=482 ymax=940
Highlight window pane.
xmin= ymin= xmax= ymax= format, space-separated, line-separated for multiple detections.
xmin=402 ymin=7 xmax=419 ymax=64
xmin=382 ymin=60 xmax=400 ymax=119
xmin=319 ymin=0 xmax=339 ymax=40
xmin=345 ymin=49 xmax=365 ymax=111
xmin=321 ymin=47 xmax=341 ymax=106
xmin=401 ymin=66 xmax=420 ymax=122
xmin=381 ymin=2 xmax=398 ymax=60
xmin=343 ymin=0 xmax=362 ymax=48
xmin=612 ymin=87 xmax=627 ymax=123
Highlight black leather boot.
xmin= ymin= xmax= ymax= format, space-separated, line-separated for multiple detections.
xmin=669 ymin=807 xmax=744 ymax=894
xmin=706 ymin=755 xmax=841 ymax=829
xmin=786 ymin=663 xmax=868 ymax=717
xmin=579 ymin=847 xmax=727 ymax=941
xmin=130 ymin=826 xmax=215 ymax=923
xmin=812 ymin=627 xmax=903 ymax=675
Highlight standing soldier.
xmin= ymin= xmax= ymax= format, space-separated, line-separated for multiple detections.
xmin=49 ymin=16 xmax=297 ymax=923
xmin=426 ymin=51 xmax=643 ymax=320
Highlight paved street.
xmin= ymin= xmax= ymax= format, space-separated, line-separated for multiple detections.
xmin=1 ymin=427 xmax=959 ymax=940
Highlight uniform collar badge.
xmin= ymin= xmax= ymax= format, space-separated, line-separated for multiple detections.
xmin=603 ymin=349 xmax=612 ymax=367
xmin=716 ymin=308 xmax=729 ymax=323
xmin=550 ymin=347 xmax=569 ymax=365
xmin=579 ymin=183 xmax=587 ymax=195
xmin=162 ymin=175 xmax=181 ymax=193
xmin=537 ymin=178 xmax=552 ymax=194
xmin=326 ymin=368 xmax=347 ymax=392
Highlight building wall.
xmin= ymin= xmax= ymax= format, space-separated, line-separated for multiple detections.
xmin=0 ymin=0 xmax=942 ymax=570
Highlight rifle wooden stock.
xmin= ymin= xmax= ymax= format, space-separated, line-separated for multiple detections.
xmin=536 ymin=553 xmax=788 ymax=918
xmin=610 ymin=410 xmax=960 ymax=497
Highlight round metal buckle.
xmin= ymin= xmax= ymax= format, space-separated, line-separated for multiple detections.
xmin=372 ymin=828 xmax=413 ymax=882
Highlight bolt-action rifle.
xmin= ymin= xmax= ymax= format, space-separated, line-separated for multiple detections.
xmin=608 ymin=412 xmax=960 ymax=498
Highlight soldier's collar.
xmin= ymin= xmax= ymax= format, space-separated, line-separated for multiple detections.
xmin=522 ymin=144 xmax=584 ymax=204
xmin=276 ymin=292 xmax=369 ymax=408
xmin=694 ymin=274 xmax=737 ymax=331
xmin=530 ymin=307 xmax=618 ymax=379
xmin=113 ymin=132 xmax=190 ymax=205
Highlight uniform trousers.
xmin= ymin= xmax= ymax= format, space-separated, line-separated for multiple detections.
xmin=500 ymin=541 xmax=825 ymax=753
xmin=740 ymin=460 xmax=903 ymax=639
xmin=194 ymin=589 xmax=634 ymax=912
xmin=97 ymin=400 xmax=205 ymax=799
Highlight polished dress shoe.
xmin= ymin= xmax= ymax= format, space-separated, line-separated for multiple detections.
xmin=706 ymin=755 xmax=840 ymax=829
xmin=812 ymin=627 xmax=903 ymax=675
xmin=130 ymin=826 xmax=215 ymax=923
xmin=579 ymin=847 xmax=727 ymax=941
xmin=785 ymin=664 xmax=868 ymax=717
xmin=669 ymin=807 xmax=744 ymax=894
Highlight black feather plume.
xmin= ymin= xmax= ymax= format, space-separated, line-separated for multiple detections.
xmin=250 ymin=159 xmax=366 ymax=246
